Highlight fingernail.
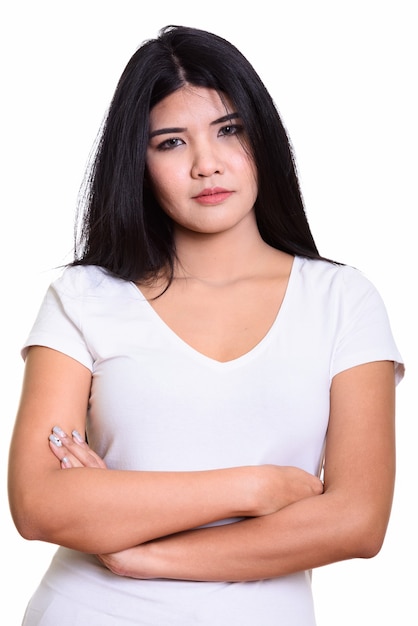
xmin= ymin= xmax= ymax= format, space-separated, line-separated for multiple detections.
xmin=49 ymin=434 xmax=62 ymax=447
xmin=61 ymin=456 xmax=71 ymax=468
xmin=53 ymin=426 xmax=66 ymax=437
xmin=72 ymin=430 xmax=84 ymax=443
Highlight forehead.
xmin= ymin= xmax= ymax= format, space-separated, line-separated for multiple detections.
xmin=149 ymin=86 xmax=235 ymax=127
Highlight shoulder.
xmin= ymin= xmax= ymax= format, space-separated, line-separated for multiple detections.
xmin=295 ymin=256 xmax=378 ymax=299
xmin=293 ymin=256 xmax=390 ymax=329
xmin=50 ymin=265 xmax=131 ymax=300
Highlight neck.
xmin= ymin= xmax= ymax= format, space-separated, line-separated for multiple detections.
xmin=172 ymin=219 xmax=276 ymax=284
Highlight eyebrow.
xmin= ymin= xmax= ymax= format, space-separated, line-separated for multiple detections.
xmin=149 ymin=112 xmax=240 ymax=138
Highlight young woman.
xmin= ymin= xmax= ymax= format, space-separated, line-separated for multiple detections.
xmin=8 ymin=25 xmax=404 ymax=625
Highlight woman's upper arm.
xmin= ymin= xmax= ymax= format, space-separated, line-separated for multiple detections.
xmin=8 ymin=345 xmax=92 ymax=530
xmin=324 ymin=359 xmax=396 ymax=554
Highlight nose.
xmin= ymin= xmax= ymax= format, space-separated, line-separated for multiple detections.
xmin=191 ymin=142 xmax=224 ymax=178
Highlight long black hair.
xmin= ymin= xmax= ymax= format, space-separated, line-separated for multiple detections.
xmin=73 ymin=25 xmax=325 ymax=282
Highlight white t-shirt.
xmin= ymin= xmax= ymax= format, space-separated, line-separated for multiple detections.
xmin=21 ymin=256 xmax=404 ymax=626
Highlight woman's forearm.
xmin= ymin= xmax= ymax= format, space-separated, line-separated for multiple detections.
xmin=11 ymin=434 xmax=322 ymax=554
xmin=10 ymin=462 xmax=269 ymax=553
xmin=101 ymin=488 xmax=387 ymax=582
xmin=144 ymin=496 xmax=349 ymax=581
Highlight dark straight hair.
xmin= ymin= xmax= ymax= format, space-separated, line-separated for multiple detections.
xmin=73 ymin=25 xmax=326 ymax=282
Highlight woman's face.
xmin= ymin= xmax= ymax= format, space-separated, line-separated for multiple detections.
xmin=146 ymin=85 xmax=258 ymax=236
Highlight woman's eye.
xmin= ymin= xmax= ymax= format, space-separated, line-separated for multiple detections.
xmin=219 ymin=124 xmax=243 ymax=137
xmin=157 ymin=137 xmax=184 ymax=151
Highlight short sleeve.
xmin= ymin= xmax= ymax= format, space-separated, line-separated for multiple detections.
xmin=21 ymin=269 xmax=94 ymax=370
xmin=330 ymin=266 xmax=404 ymax=384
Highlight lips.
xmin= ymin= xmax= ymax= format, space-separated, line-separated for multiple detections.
xmin=193 ymin=187 xmax=233 ymax=205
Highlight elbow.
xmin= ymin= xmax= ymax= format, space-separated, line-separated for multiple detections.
xmin=12 ymin=516 xmax=41 ymax=542
xmin=9 ymin=488 xmax=56 ymax=543
xmin=10 ymin=502 xmax=48 ymax=542
xmin=355 ymin=525 xmax=387 ymax=559
xmin=8 ymin=465 xmax=71 ymax=544
xmin=342 ymin=510 xmax=389 ymax=560
xmin=11 ymin=506 xmax=69 ymax=545
xmin=353 ymin=533 xmax=385 ymax=560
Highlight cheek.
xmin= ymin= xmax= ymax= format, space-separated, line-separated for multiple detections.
xmin=147 ymin=158 xmax=185 ymax=196
xmin=238 ymin=157 xmax=258 ymax=199
xmin=146 ymin=167 xmax=186 ymax=218
xmin=145 ymin=157 xmax=162 ymax=189
xmin=231 ymin=148 xmax=257 ymax=179
xmin=146 ymin=162 xmax=169 ymax=204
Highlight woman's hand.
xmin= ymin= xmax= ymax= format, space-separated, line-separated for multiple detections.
xmin=48 ymin=426 xmax=107 ymax=469
xmin=97 ymin=545 xmax=150 ymax=578
xmin=247 ymin=465 xmax=323 ymax=517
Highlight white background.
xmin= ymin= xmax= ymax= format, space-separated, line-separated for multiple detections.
xmin=1 ymin=1 xmax=416 ymax=624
